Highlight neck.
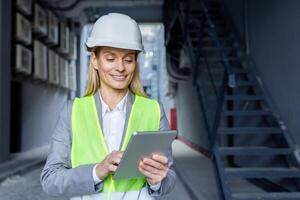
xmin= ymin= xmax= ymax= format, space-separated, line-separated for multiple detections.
xmin=99 ymin=86 xmax=128 ymax=111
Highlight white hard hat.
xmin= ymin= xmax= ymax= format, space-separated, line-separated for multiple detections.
xmin=86 ymin=13 xmax=144 ymax=53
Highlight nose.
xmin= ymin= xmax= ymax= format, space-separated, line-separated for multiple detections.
xmin=116 ymin=59 xmax=125 ymax=72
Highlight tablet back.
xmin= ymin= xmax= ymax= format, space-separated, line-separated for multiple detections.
xmin=113 ymin=130 xmax=177 ymax=180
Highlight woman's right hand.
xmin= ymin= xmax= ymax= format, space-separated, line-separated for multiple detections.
xmin=95 ymin=150 xmax=123 ymax=180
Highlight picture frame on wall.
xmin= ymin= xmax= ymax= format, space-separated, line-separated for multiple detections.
xmin=15 ymin=44 xmax=32 ymax=74
xmin=68 ymin=32 xmax=77 ymax=60
xmin=33 ymin=40 xmax=47 ymax=80
xmin=65 ymin=26 xmax=70 ymax=55
xmin=33 ymin=4 xmax=47 ymax=36
xmin=47 ymin=11 xmax=59 ymax=46
xmin=59 ymin=57 xmax=69 ymax=88
xmin=58 ymin=22 xmax=70 ymax=55
xmin=16 ymin=0 xmax=32 ymax=16
xmin=16 ymin=13 xmax=32 ymax=45
xmin=68 ymin=61 xmax=77 ymax=91
xmin=48 ymin=50 xmax=59 ymax=85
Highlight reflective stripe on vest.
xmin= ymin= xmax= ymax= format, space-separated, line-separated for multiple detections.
xmin=71 ymin=94 xmax=160 ymax=195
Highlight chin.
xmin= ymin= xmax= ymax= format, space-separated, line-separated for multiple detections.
xmin=110 ymin=83 xmax=129 ymax=91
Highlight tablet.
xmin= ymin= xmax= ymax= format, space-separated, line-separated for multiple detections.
xmin=112 ymin=130 xmax=177 ymax=180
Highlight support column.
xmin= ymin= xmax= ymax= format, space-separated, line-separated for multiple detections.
xmin=0 ymin=0 xmax=12 ymax=162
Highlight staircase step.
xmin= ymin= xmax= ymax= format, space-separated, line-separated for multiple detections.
xmin=202 ymin=31 xmax=232 ymax=38
xmin=199 ymin=56 xmax=244 ymax=62
xmin=211 ymin=80 xmax=255 ymax=87
xmin=199 ymin=46 xmax=236 ymax=52
xmin=235 ymin=80 xmax=256 ymax=87
xmin=201 ymin=34 xmax=234 ymax=41
xmin=189 ymin=9 xmax=204 ymax=13
xmin=225 ymin=95 xmax=264 ymax=101
xmin=218 ymin=147 xmax=292 ymax=156
xmin=189 ymin=12 xmax=203 ymax=17
xmin=209 ymin=68 xmax=246 ymax=74
xmin=222 ymin=110 xmax=272 ymax=116
xmin=188 ymin=26 xmax=202 ymax=32
xmin=232 ymin=192 xmax=300 ymax=200
xmin=207 ymin=16 xmax=224 ymax=21
xmin=188 ymin=18 xmax=202 ymax=24
xmin=203 ymin=27 xmax=229 ymax=34
xmin=203 ymin=22 xmax=226 ymax=29
xmin=204 ymin=21 xmax=226 ymax=27
xmin=218 ymin=127 xmax=282 ymax=135
xmin=224 ymin=168 xmax=300 ymax=178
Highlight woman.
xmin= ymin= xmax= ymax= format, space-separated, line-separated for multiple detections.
xmin=40 ymin=13 xmax=176 ymax=200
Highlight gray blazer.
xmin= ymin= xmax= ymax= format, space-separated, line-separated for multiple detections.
xmin=40 ymin=92 xmax=176 ymax=198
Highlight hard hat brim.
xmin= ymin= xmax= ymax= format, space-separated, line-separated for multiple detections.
xmin=85 ymin=39 xmax=145 ymax=54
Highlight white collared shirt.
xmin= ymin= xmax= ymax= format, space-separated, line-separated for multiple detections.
xmin=92 ymin=91 xmax=161 ymax=191
xmin=100 ymin=91 xmax=128 ymax=153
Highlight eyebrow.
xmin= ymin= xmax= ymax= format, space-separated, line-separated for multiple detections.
xmin=103 ymin=51 xmax=115 ymax=55
xmin=102 ymin=51 xmax=135 ymax=56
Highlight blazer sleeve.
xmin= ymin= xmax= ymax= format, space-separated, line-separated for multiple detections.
xmin=147 ymin=102 xmax=177 ymax=196
xmin=40 ymin=100 xmax=98 ymax=197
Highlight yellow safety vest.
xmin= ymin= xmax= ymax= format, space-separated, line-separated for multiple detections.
xmin=71 ymin=94 xmax=160 ymax=199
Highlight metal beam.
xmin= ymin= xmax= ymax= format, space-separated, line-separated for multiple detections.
xmin=59 ymin=0 xmax=163 ymax=18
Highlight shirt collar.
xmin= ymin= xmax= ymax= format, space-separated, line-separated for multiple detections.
xmin=99 ymin=91 xmax=128 ymax=117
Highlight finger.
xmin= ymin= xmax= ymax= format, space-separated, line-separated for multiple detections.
xmin=142 ymin=161 xmax=169 ymax=179
xmin=138 ymin=165 xmax=159 ymax=180
xmin=108 ymin=164 xmax=118 ymax=172
xmin=140 ymin=161 xmax=162 ymax=175
xmin=111 ymin=151 xmax=123 ymax=159
xmin=143 ymin=158 xmax=167 ymax=170
xmin=152 ymin=154 xmax=168 ymax=164
xmin=108 ymin=155 xmax=122 ymax=165
xmin=112 ymin=156 xmax=122 ymax=165
xmin=152 ymin=152 xmax=165 ymax=156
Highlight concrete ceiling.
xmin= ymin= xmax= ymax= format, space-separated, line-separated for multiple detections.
xmin=42 ymin=0 xmax=164 ymax=23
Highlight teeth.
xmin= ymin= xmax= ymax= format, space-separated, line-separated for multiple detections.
xmin=111 ymin=75 xmax=126 ymax=81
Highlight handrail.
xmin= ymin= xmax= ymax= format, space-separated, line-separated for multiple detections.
xmin=179 ymin=1 xmax=215 ymax=137
xmin=188 ymin=0 xmax=237 ymax=150
xmin=200 ymin=0 xmax=236 ymax=88
xmin=197 ymin=0 xmax=238 ymax=150
xmin=165 ymin=0 xmax=237 ymax=151
xmin=244 ymin=55 xmax=298 ymax=152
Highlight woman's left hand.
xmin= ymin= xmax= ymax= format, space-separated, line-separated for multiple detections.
xmin=138 ymin=153 xmax=169 ymax=185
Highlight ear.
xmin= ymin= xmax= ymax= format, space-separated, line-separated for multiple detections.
xmin=91 ymin=51 xmax=99 ymax=70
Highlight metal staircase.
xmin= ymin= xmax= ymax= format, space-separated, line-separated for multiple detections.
xmin=164 ymin=0 xmax=300 ymax=199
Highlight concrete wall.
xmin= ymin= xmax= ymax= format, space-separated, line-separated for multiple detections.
xmin=176 ymin=80 xmax=210 ymax=151
xmin=17 ymin=83 xmax=68 ymax=152
xmin=0 ymin=0 xmax=11 ymax=162
xmin=222 ymin=0 xmax=300 ymax=145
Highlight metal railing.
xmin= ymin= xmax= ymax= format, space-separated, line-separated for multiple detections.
xmin=164 ymin=0 xmax=236 ymax=152
xmin=186 ymin=0 xmax=236 ymax=151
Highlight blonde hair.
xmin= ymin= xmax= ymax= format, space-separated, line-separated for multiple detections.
xmin=84 ymin=47 xmax=147 ymax=97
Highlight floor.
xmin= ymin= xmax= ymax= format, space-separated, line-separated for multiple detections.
xmin=0 ymin=140 xmax=220 ymax=200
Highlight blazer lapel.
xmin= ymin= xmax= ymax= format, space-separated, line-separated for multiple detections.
xmin=119 ymin=91 xmax=135 ymax=150
xmin=94 ymin=92 xmax=103 ymax=130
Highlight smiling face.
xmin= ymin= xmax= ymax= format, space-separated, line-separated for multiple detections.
xmin=91 ymin=46 xmax=137 ymax=92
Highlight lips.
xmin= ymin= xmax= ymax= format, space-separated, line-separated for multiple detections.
xmin=110 ymin=74 xmax=127 ymax=81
